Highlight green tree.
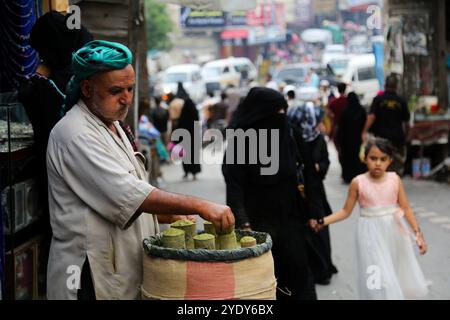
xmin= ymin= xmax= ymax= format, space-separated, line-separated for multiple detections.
xmin=145 ymin=0 xmax=173 ymax=51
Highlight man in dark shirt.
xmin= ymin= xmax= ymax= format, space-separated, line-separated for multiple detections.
xmin=362 ymin=74 xmax=410 ymax=175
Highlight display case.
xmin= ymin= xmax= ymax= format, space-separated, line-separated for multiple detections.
xmin=0 ymin=92 xmax=42 ymax=299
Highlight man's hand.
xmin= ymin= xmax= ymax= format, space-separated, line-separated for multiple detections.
xmin=200 ymin=203 xmax=235 ymax=234
xmin=142 ymin=189 xmax=234 ymax=233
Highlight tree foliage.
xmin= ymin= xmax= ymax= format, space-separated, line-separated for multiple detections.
xmin=145 ymin=0 xmax=173 ymax=51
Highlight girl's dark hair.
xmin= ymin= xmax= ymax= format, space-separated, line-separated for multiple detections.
xmin=364 ymin=137 xmax=394 ymax=158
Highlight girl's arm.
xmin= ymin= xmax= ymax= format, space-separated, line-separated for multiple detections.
xmin=398 ymin=176 xmax=427 ymax=255
xmin=310 ymin=178 xmax=359 ymax=231
xmin=323 ymin=178 xmax=359 ymax=226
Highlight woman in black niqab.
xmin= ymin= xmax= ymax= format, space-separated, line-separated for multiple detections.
xmin=336 ymin=92 xmax=367 ymax=183
xmin=223 ymin=87 xmax=317 ymax=300
xmin=176 ymin=82 xmax=190 ymax=100
xmin=173 ymin=83 xmax=201 ymax=178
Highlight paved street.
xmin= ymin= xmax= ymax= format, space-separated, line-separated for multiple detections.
xmin=159 ymin=143 xmax=450 ymax=300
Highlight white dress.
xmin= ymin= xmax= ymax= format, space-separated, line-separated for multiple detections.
xmin=354 ymin=172 xmax=428 ymax=299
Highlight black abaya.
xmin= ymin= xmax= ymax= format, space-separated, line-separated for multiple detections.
xmin=174 ymin=98 xmax=201 ymax=175
xmin=336 ymin=92 xmax=367 ymax=183
xmin=301 ymin=134 xmax=338 ymax=283
xmin=222 ymin=87 xmax=317 ymax=300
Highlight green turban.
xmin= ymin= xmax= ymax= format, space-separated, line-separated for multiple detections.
xmin=64 ymin=40 xmax=133 ymax=114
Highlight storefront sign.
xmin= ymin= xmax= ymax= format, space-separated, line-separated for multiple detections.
xmin=180 ymin=7 xmax=226 ymax=28
xmin=247 ymin=26 xmax=286 ymax=45
xmin=160 ymin=0 xmax=256 ymax=12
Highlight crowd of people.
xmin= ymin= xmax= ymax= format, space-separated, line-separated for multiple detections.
xmin=220 ymin=71 xmax=426 ymax=300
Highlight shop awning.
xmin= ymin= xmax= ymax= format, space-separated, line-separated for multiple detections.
xmin=221 ymin=29 xmax=248 ymax=40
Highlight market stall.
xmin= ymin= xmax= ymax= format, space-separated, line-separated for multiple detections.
xmin=384 ymin=0 xmax=450 ymax=178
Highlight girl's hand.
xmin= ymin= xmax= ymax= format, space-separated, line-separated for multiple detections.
xmin=308 ymin=219 xmax=323 ymax=233
xmin=415 ymin=232 xmax=427 ymax=255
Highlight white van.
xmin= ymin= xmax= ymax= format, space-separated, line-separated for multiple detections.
xmin=202 ymin=57 xmax=257 ymax=94
xmin=231 ymin=57 xmax=257 ymax=82
xmin=341 ymin=54 xmax=380 ymax=107
xmin=160 ymin=64 xmax=206 ymax=103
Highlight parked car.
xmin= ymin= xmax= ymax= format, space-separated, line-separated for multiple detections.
xmin=273 ymin=62 xmax=339 ymax=87
xmin=201 ymin=57 xmax=257 ymax=94
xmin=159 ymin=64 xmax=206 ymax=103
xmin=231 ymin=57 xmax=258 ymax=82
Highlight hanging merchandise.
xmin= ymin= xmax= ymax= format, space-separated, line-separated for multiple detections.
xmin=402 ymin=14 xmax=429 ymax=56
xmin=0 ymin=0 xmax=39 ymax=90
xmin=385 ymin=17 xmax=404 ymax=75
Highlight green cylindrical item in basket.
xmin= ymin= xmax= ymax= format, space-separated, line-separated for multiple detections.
xmin=193 ymin=233 xmax=216 ymax=250
xmin=240 ymin=236 xmax=257 ymax=248
xmin=161 ymin=228 xmax=186 ymax=249
xmin=171 ymin=219 xmax=196 ymax=249
xmin=203 ymin=220 xmax=219 ymax=248
xmin=217 ymin=230 xmax=238 ymax=250
xmin=203 ymin=220 xmax=217 ymax=236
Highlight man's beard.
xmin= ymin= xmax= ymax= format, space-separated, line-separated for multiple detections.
xmin=92 ymin=102 xmax=130 ymax=122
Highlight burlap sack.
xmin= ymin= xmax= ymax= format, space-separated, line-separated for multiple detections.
xmin=142 ymin=230 xmax=276 ymax=300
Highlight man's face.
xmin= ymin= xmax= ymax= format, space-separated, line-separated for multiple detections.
xmin=81 ymin=64 xmax=135 ymax=124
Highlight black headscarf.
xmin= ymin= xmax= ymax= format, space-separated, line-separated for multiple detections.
xmin=228 ymin=87 xmax=288 ymax=129
xmin=346 ymin=92 xmax=364 ymax=112
xmin=224 ymin=87 xmax=296 ymax=183
xmin=176 ymin=82 xmax=190 ymax=100
xmin=177 ymin=98 xmax=199 ymax=131
xmin=30 ymin=11 xmax=94 ymax=72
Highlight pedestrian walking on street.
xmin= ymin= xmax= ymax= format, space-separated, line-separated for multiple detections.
xmin=328 ymin=82 xmax=348 ymax=176
xmin=223 ymin=87 xmax=317 ymax=300
xmin=362 ymin=74 xmax=410 ymax=176
xmin=288 ymin=100 xmax=338 ymax=285
xmin=173 ymin=82 xmax=201 ymax=180
xmin=309 ymin=137 xmax=428 ymax=299
xmin=336 ymin=92 xmax=367 ymax=183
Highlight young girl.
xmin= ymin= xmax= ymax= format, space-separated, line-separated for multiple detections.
xmin=310 ymin=137 xmax=428 ymax=299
